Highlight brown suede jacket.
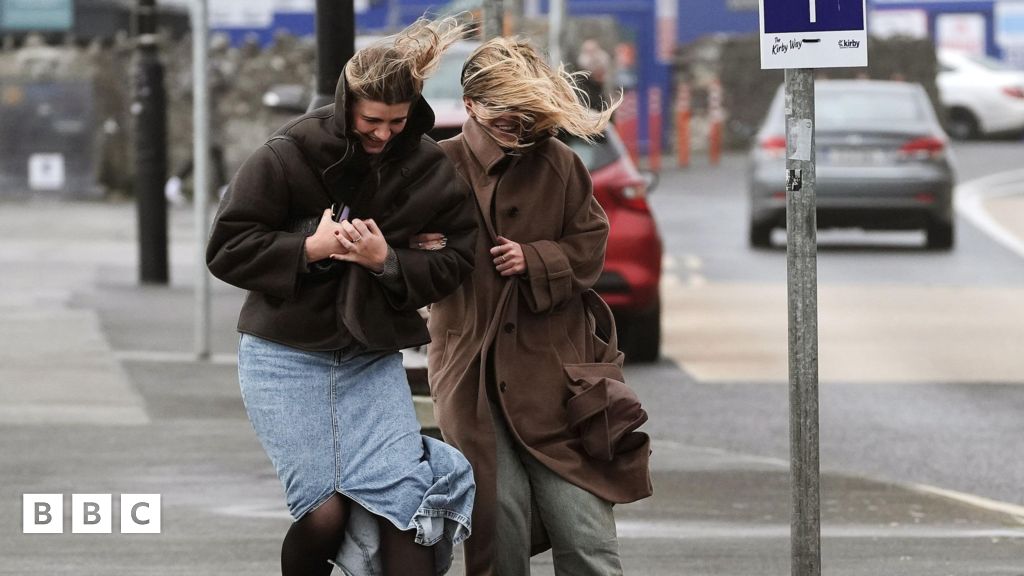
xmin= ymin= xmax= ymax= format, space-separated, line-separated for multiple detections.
xmin=206 ymin=72 xmax=478 ymax=352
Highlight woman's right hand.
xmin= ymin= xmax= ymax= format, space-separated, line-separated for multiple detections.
xmin=304 ymin=208 xmax=349 ymax=263
xmin=409 ymin=233 xmax=448 ymax=251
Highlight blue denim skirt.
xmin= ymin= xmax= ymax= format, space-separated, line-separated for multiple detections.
xmin=238 ymin=334 xmax=474 ymax=575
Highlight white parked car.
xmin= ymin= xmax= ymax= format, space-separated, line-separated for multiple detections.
xmin=936 ymin=49 xmax=1024 ymax=139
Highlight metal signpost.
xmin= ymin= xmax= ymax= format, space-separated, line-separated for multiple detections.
xmin=548 ymin=0 xmax=565 ymax=65
xmin=485 ymin=0 xmax=505 ymax=39
xmin=757 ymin=1 xmax=867 ymax=575
xmin=191 ymin=0 xmax=211 ymax=360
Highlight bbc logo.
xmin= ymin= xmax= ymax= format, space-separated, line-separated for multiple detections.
xmin=23 ymin=494 xmax=161 ymax=534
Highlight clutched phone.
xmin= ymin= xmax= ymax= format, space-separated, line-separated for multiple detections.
xmin=331 ymin=202 xmax=351 ymax=223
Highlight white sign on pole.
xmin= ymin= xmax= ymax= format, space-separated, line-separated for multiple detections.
xmin=759 ymin=0 xmax=868 ymax=69
xmin=209 ymin=0 xmax=274 ymax=28
xmin=870 ymin=9 xmax=928 ymax=40
xmin=28 ymin=153 xmax=65 ymax=191
xmin=656 ymin=0 xmax=678 ymax=64
xmin=274 ymin=0 xmax=314 ymax=12
xmin=937 ymin=13 xmax=987 ymax=56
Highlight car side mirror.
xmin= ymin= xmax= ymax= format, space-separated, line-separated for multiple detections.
xmin=640 ymin=169 xmax=659 ymax=195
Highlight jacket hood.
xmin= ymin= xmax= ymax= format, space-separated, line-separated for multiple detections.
xmin=333 ymin=63 xmax=436 ymax=145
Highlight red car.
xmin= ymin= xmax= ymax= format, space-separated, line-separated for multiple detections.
xmin=558 ymin=128 xmax=663 ymax=362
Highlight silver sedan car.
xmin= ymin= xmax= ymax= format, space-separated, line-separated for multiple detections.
xmin=748 ymin=80 xmax=956 ymax=250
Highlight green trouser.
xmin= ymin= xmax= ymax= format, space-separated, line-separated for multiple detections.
xmin=490 ymin=402 xmax=623 ymax=576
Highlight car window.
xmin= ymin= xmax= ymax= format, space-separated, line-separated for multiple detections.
xmin=816 ymin=90 xmax=925 ymax=128
xmin=963 ymin=53 xmax=1018 ymax=72
xmin=763 ymin=84 xmax=932 ymax=132
xmin=560 ymin=131 xmax=620 ymax=171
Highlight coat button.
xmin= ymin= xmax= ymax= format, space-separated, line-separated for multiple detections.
xmin=499 ymin=381 xmax=508 ymax=393
xmin=506 ymin=206 xmax=519 ymax=218
xmin=503 ymin=322 xmax=515 ymax=334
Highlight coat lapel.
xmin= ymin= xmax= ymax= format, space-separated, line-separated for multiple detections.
xmin=460 ymin=118 xmax=511 ymax=243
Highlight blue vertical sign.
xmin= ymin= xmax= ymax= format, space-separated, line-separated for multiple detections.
xmin=759 ymin=0 xmax=868 ymax=69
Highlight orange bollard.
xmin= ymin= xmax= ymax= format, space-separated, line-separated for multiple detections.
xmin=707 ymin=78 xmax=723 ymax=167
xmin=675 ymin=83 xmax=691 ymax=168
xmin=615 ymin=90 xmax=640 ymax=163
xmin=647 ymin=86 xmax=662 ymax=172
xmin=709 ymin=119 xmax=722 ymax=166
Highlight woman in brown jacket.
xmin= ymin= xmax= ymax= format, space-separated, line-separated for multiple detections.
xmin=422 ymin=38 xmax=652 ymax=575
xmin=206 ymin=18 xmax=478 ymax=576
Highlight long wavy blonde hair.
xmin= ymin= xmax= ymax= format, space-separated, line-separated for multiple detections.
xmin=345 ymin=15 xmax=470 ymax=104
xmin=461 ymin=36 xmax=621 ymax=147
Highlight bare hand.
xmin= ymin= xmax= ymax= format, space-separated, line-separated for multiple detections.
xmin=330 ymin=218 xmax=389 ymax=273
xmin=490 ymin=236 xmax=526 ymax=277
xmin=304 ymin=208 xmax=349 ymax=263
xmin=410 ymin=233 xmax=448 ymax=251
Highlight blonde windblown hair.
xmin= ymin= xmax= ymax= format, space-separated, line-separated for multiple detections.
xmin=345 ymin=15 xmax=470 ymax=104
xmin=461 ymin=37 xmax=622 ymax=147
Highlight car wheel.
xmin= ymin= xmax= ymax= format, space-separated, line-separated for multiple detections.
xmin=749 ymin=220 xmax=773 ymax=248
xmin=926 ymin=220 xmax=955 ymax=250
xmin=948 ymin=108 xmax=980 ymax=140
xmin=617 ymin=300 xmax=661 ymax=364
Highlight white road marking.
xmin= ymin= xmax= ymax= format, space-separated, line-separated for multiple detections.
xmin=908 ymin=483 xmax=1024 ymax=524
xmin=682 ymin=254 xmax=703 ymax=271
xmin=956 ymin=168 xmax=1024 ymax=260
xmin=616 ymin=520 xmax=1024 ymax=540
xmin=662 ymin=253 xmax=678 ymax=272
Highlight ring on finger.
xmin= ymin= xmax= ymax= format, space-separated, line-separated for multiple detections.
xmin=352 ymin=235 xmax=363 ymax=243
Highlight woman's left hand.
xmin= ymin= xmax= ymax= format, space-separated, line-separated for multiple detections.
xmin=331 ymin=218 xmax=389 ymax=273
xmin=490 ymin=236 xmax=526 ymax=277
xmin=410 ymin=233 xmax=448 ymax=251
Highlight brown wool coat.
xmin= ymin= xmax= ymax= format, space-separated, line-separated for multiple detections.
xmin=428 ymin=119 xmax=653 ymax=575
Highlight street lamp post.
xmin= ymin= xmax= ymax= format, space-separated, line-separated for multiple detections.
xmin=311 ymin=0 xmax=355 ymax=111
xmin=133 ymin=0 xmax=169 ymax=284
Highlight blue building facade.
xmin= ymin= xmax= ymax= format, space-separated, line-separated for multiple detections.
xmin=212 ymin=0 xmax=669 ymax=154
xmin=210 ymin=0 xmax=1024 ymax=155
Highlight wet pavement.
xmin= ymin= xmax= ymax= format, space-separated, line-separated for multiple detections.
xmin=1 ymin=187 xmax=1023 ymax=574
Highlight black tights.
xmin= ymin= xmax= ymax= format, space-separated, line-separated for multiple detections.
xmin=280 ymin=493 xmax=434 ymax=576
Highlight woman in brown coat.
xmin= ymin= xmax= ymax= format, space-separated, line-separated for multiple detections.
xmin=421 ymin=38 xmax=652 ymax=575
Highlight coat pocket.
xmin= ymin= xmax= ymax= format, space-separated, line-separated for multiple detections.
xmin=563 ymin=363 xmax=649 ymax=462
xmin=441 ymin=330 xmax=462 ymax=369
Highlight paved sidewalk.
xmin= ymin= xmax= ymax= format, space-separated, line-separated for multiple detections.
xmin=1 ymin=197 xmax=1023 ymax=574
